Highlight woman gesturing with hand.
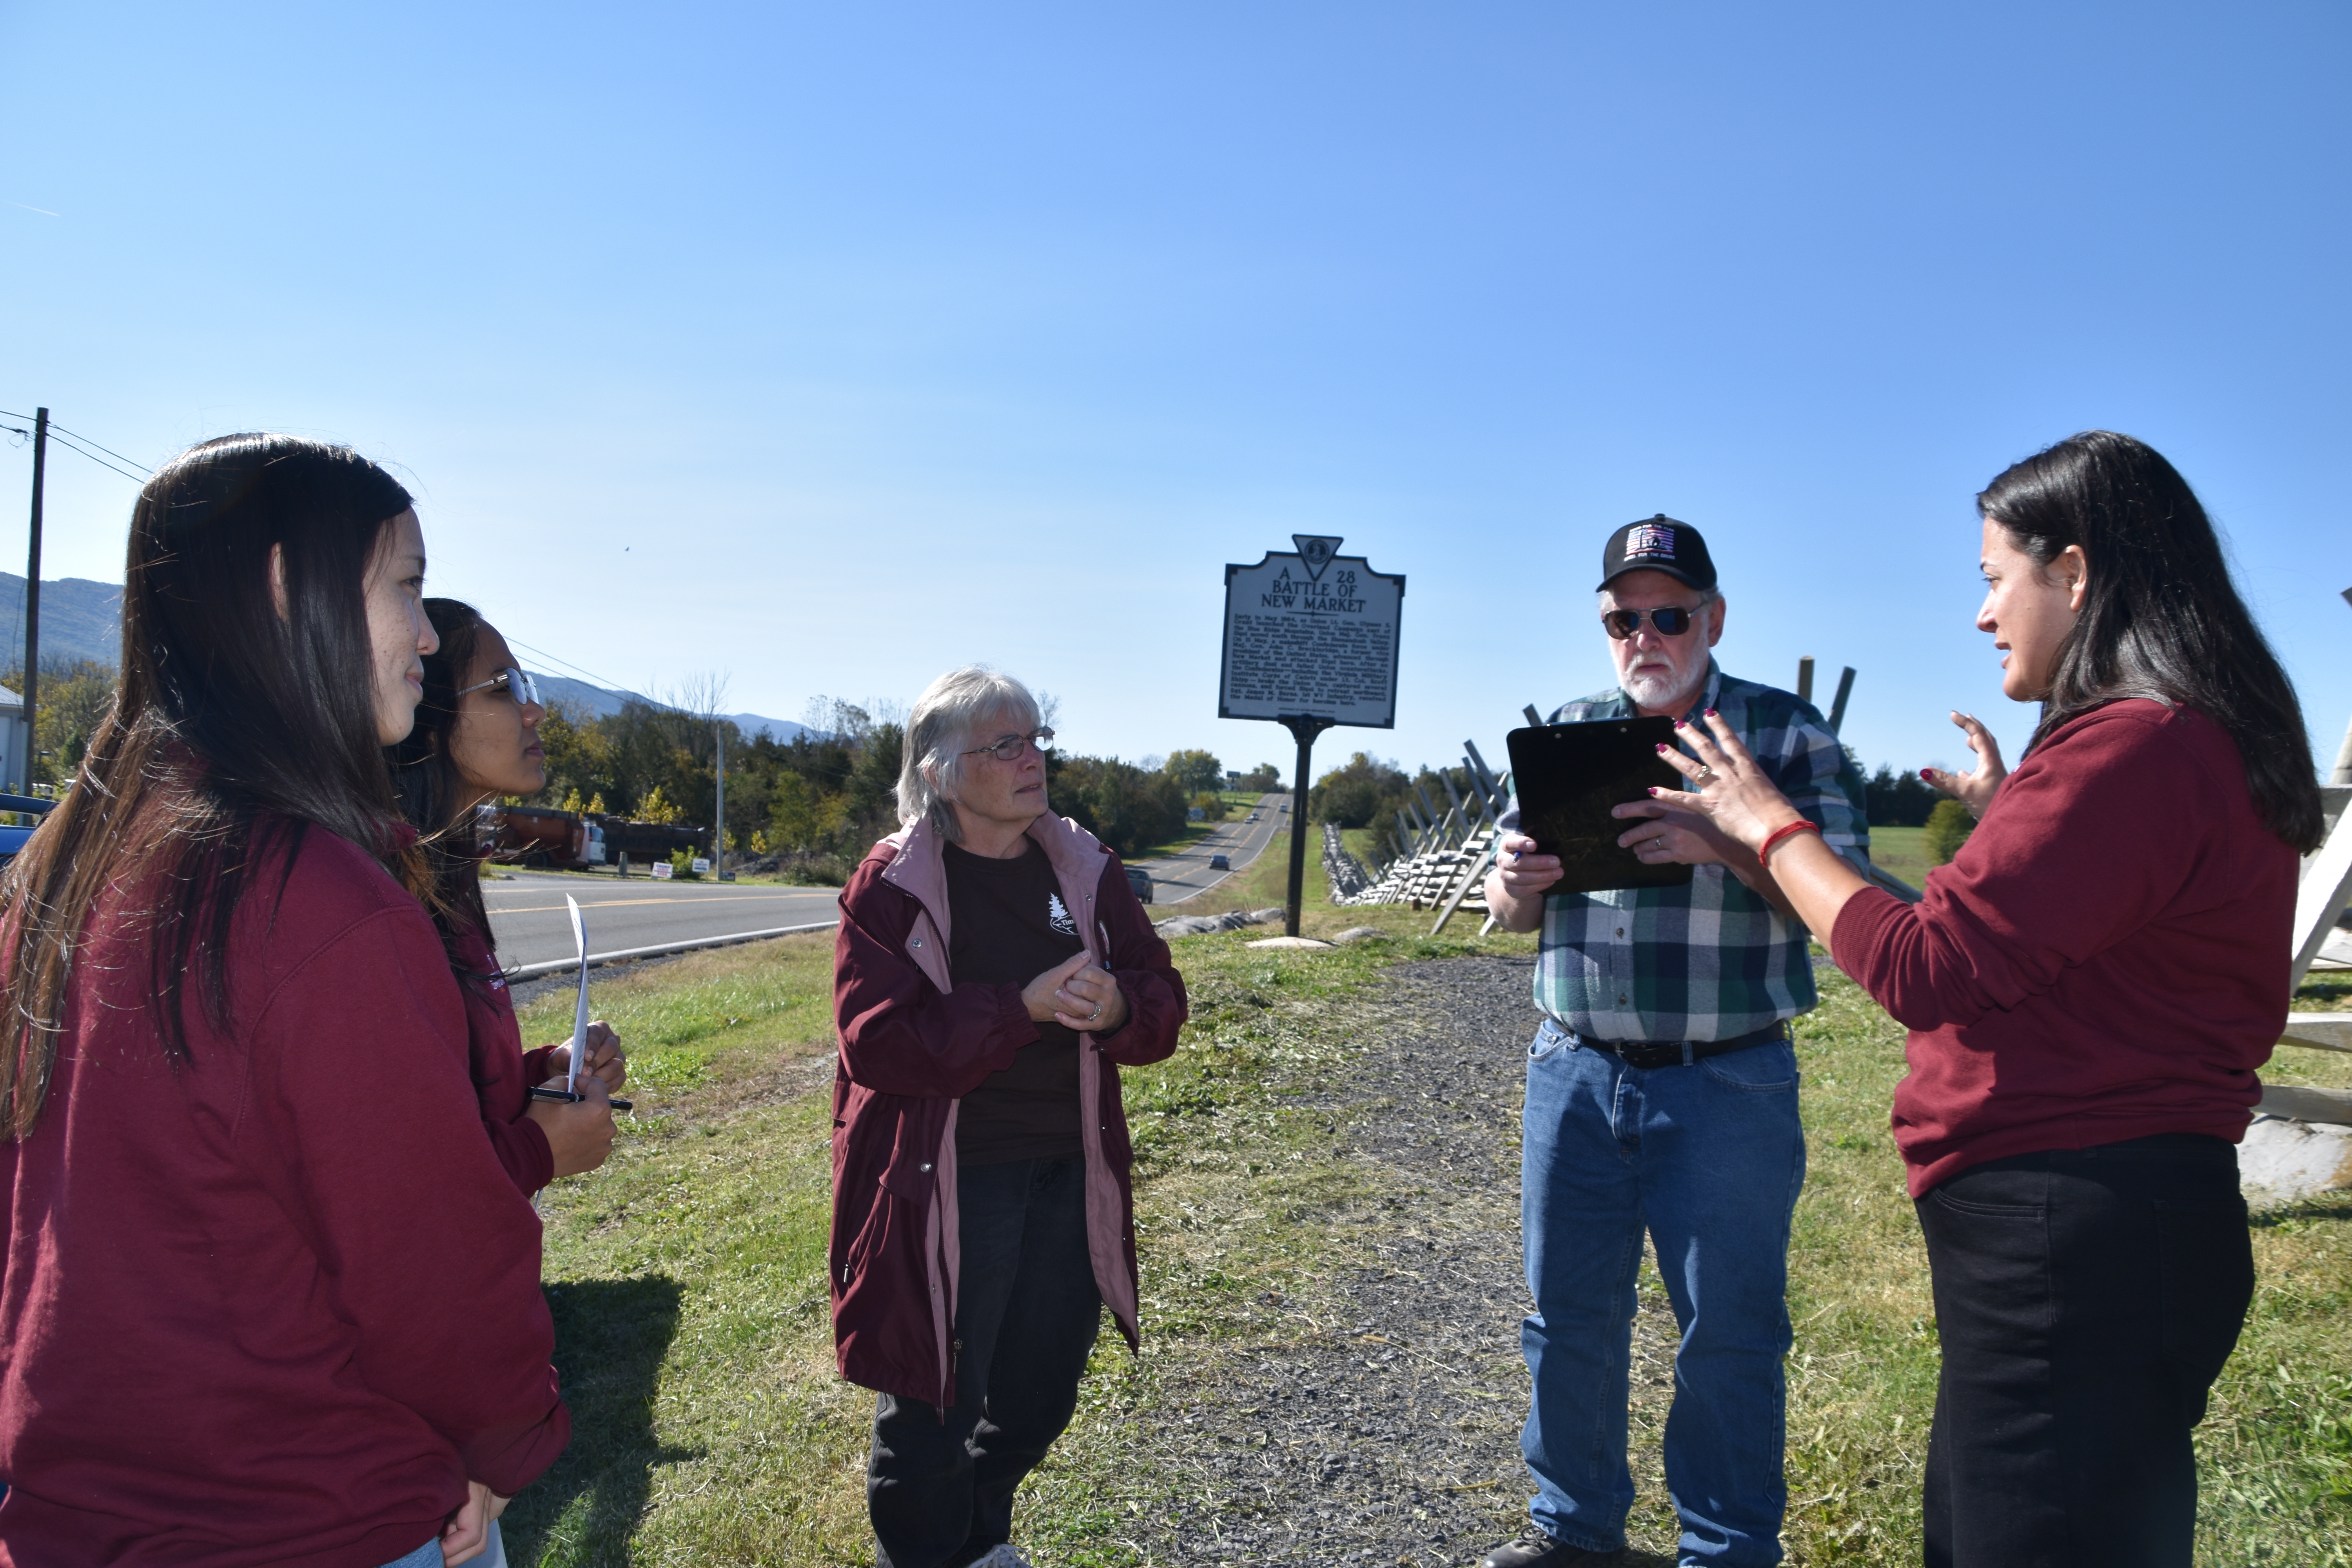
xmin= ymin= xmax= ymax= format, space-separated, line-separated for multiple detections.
xmin=1920 ymin=711 xmax=2007 ymax=819
xmin=1631 ymin=431 xmax=2321 ymax=1568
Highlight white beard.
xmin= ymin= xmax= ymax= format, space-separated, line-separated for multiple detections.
xmin=1621 ymin=657 xmax=1701 ymax=713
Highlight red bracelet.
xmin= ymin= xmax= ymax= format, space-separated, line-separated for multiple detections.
xmin=1758 ymin=820 xmax=1822 ymax=866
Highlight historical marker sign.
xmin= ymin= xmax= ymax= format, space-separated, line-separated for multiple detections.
xmin=1219 ymin=535 xmax=1406 ymax=935
xmin=1219 ymin=535 xmax=1405 ymax=728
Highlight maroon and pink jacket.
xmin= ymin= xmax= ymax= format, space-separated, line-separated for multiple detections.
xmin=828 ymin=813 xmax=1186 ymax=1408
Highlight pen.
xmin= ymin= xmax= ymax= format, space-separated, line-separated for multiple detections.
xmin=529 ymin=1086 xmax=632 ymax=1111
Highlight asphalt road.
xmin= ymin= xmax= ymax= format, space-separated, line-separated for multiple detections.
xmin=483 ymin=870 xmax=843 ymax=970
xmin=1127 ymin=792 xmax=1291 ymax=906
xmin=484 ymin=790 xmax=1290 ymax=965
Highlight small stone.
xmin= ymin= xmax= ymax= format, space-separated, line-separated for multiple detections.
xmin=2239 ymin=1114 xmax=2352 ymax=1205
xmin=1332 ymin=927 xmax=1389 ymax=945
xmin=1245 ymin=935 xmax=1336 ymax=949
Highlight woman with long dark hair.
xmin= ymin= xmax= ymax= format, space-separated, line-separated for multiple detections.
xmin=390 ymin=596 xmax=625 ymax=1198
xmin=0 ymin=436 xmax=569 ymax=1567
xmin=1612 ymin=430 xmax=2316 ymax=1566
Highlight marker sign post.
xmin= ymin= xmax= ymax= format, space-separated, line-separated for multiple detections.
xmin=1220 ymin=535 xmax=1406 ymax=935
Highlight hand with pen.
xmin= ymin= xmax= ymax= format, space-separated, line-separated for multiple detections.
xmin=524 ymin=1021 xmax=629 ymax=1180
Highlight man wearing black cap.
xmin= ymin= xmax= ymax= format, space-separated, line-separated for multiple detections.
xmin=1475 ymin=516 xmax=1871 ymax=1568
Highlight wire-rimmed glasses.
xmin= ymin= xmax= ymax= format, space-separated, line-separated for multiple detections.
xmin=961 ymin=727 xmax=1055 ymax=762
xmin=457 ymin=666 xmax=543 ymax=707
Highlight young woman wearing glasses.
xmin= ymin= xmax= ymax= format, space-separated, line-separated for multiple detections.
xmin=0 ymin=437 xmax=568 ymax=1566
xmin=829 ymin=665 xmax=1188 ymax=1568
xmin=1639 ymin=431 xmax=2319 ymax=1568
xmin=390 ymin=599 xmax=626 ymax=1205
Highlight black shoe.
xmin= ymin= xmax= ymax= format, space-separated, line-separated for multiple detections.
xmin=1478 ymin=1530 xmax=1624 ymax=1568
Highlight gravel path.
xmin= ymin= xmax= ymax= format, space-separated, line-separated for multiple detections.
xmin=1120 ymin=955 xmax=1683 ymax=1568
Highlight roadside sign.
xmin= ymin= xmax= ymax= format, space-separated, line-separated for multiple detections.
xmin=1218 ymin=535 xmax=1406 ymax=934
xmin=1220 ymin=536 xmax=1405 ymax=728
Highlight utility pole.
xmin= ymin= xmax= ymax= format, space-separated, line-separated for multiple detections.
xmin=21 ymin=409 xmax=45 ymax=793
xmin=714 ymin=722 xmax=731 ymax=880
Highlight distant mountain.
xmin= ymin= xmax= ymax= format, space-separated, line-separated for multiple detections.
xmin=0 ymin=575 xmax=125 ymax=669
xmin=0 ymin=584 xmax=809 ymax=740
xmin=530 ymin=674 xmax=807 ymax=743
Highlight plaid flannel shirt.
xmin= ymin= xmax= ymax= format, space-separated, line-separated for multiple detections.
xmin=1500 ymin=660 xmax=1870 ymax=1043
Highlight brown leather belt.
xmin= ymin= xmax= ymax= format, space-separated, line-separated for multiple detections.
xmin=1570 ymin=1018 xmax=1792 ymax=1070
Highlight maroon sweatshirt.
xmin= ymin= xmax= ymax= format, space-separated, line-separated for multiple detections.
xmin=1831 ymin=700 xmax=2296 ymax=1196
xmin=0 ymin=820 xmax=569 ymax=1567
xmin=450 ymin=922 xmax=557 ymax=1196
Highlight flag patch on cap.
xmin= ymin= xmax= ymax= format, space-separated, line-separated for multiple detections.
xmin=1624 ymin=523 xmax=1676 ymax=560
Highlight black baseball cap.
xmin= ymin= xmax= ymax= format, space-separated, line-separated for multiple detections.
xmin=1597 ymin=514 xmax=1717 ymax=593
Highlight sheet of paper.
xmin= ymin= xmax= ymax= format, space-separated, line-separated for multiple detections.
xmin=565 ymin=895 xmax=590 ymax=1094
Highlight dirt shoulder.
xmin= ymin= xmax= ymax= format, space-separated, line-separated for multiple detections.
xmin=1064 ymin=954 xmax=1681 ymax=1568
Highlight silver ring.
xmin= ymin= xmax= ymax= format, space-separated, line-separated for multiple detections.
xmin=1697 ymin=766 xmax=1716 ymax=782
xmin=1089 ymin=1002 xmax=1103 ymax=1021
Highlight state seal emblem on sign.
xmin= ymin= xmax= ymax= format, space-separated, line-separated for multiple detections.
xmin=1624 ymin=522 xmax=1676 ymax=560
xmin=1292 ymin=534 xmax=1343 ymax=582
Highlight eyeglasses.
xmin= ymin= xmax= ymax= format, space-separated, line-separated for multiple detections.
xmin=1601 ymin=603 xmax=1710 ymax=640
xmin=457 ymin=666 xmax=543 ymax=707
xmin=961 ymin=727 xmax=1054 ymax=762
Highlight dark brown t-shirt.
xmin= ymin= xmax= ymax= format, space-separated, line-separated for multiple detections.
xmin=946 ymin=840 xmax=1087 ymax=1165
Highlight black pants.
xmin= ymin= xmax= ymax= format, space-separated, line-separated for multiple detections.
xmin=868 ymin=1156 xmax=1102 ymax=1568
xmin=1913 ymin=1133 xmax=2253 ymax=1568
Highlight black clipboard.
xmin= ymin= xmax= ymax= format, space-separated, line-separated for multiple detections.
xmin=1505 ymin=718 xmax=1695 ymax=894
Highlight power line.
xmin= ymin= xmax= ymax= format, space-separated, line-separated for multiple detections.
xmin=38 ymin=430 xmax=145 ymax=485
xmin=0 ymin=410 xmax=149 ymax=484
xmin=499 ymin=635 xmax=649 ymax=702
xmin=45 ymin=422 xmax=148 ymax=474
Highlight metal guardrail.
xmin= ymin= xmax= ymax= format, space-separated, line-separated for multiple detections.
xmin=504 ymin=919 xmax=841 ymax=981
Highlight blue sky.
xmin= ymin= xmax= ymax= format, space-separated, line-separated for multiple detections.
xmin=3 ymin=2 xmax=2347 ymax=786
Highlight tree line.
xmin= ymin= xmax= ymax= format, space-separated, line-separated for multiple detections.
xmin=535 ymin=698 xmax=1288 ymax=877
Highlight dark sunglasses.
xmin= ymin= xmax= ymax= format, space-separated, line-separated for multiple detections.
xmin=457 ymin=666 xmax=543 ymax=707
xmin=1601 ymin=604 xmax=1708 ymax=640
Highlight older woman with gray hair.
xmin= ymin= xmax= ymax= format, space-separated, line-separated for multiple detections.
xmin=828 ymin=666 xmax=1188 ymax=1568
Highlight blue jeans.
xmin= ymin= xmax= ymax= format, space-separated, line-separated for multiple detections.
xmin=376 ymin=1515 xmax=503 ymax=1567
xmin=1519 ymin=1018 xmax=1806 ymax=1566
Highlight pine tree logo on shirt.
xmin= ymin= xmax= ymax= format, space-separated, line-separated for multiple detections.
xmin=1047 ymin=893 xmax=1076 ymax=935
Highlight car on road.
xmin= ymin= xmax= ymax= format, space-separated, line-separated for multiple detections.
xmin=1125 ymin=866 xmax=1153 ymax=904
xmin=0 ymin=793 xmax=53 ymax=870
xmin=1209 ymin=853 xmax=1230 ymax=871
xmin=1247 ymin=812 xmax=1259 ymax=822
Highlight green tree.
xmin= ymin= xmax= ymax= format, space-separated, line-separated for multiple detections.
xmin=1924 ymin=798 xmax=1977 ymax=866
xmin=4 ymin=660 xmax=117 ymax=784
xmin=639 ymin=784 xmax=683 ymax=825
xmin=768 ymin=771 xmax=822 ymax=853
xmin=1163 ymin=748 xmax=1223 ymax=793
xmin=1309 ymin=752 xmax=1410 ymax=827
xmin=1049 ymin=756 xmax=1188 ymax=857
xmin=1236 ymin=762 xmax=1284 ymax=791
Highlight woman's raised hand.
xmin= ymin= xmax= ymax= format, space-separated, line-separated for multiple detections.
xmin=1921 ymin=711 xmax=2006 ymax=819
xmin=1647 ymin=710 xmax=1808 ymax=854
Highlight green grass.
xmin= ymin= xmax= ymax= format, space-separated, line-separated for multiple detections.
xmin=495 ymin=885 xmax=2352 ymax=1564
xmin=1866 ymin=824 xmax=1930 ymax=885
